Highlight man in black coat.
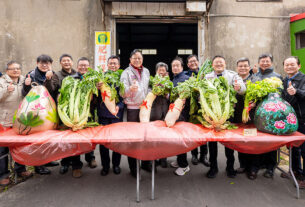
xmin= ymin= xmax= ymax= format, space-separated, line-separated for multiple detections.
xmin=185 ymin=55 xmax=210 ymax=167
xmin=282 ymin=56 xmax=305 ymax=188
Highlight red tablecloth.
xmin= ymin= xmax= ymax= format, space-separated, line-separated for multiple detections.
xmin=0 ymin=121 xmax=304 ymax=166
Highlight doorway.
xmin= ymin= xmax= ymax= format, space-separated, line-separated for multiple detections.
xmin=116 ymin=23 xmax=198 ymax=76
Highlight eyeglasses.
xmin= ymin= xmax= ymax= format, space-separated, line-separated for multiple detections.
xmin=131 ymin=57 xmax=142 ymax=60
xmin=108 ymin=62 xmax=118 ymax=66
xmin=7 ymin=68 xmax=21 ymax=71
xmin=78 ymin=64 xmax=89 ymax=67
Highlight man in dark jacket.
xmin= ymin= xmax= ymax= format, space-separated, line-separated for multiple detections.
xmin=22 ymin=54 xmax=58 ymax=175
xmin=255 ymin=53 xmax=283 ymax=179
xmin=170 ymin=57 xmax=191 ymax=176
xmin=71 ymin=57 xmax=97 ymax=169
xmin=185 ymin=55 xmax=210 ymax=167
xmin=96 ymin=55 xmax=124 ymax=176
xmin=282 ymin=56 xmax=305 ymax=188
xmin=235 ymin=57 xmax=261 ymax=180
xmin=44 ymin=54 xmax=83 ymax=178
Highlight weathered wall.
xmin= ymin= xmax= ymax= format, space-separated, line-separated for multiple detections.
xmin=0 ymin=0 xmax=104 ymax=74
xmin=207 ymin=0 xmax=305 ymax=75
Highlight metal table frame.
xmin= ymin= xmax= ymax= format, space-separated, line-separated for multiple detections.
xmin=276 ymin=146 xmax=300 ymax=199
xmin=135 ymin=146 xmax=301 ymax=202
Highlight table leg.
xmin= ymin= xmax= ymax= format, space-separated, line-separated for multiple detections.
xmin=151 ymin=160 xmax=155 ymax=200
xmin=136 ymin=159 xmax=140 ymax=203
xmin=289 ymin=146 xmax=300 ymax=199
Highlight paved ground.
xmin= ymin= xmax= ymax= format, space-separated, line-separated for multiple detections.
xmin=0 ymin=146 xmax=305 ymax=207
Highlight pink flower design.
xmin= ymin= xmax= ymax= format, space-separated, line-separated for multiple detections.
xmin=31 ymin=103 xmax=46 ymax=111
xmin=276 ymin=101 xmax=287 ymax=111
xmin=287 ymin=113 xmax=297 ymax=125
xmin=274 ymin=120 xmax=285 ymax=129
xmin=42 ymin=90 xmax=49 ymax=99
xmin=263 ymin=102 xmax=279 ymax=112
xmin=18 ymin=102 xmax=22 ymax=109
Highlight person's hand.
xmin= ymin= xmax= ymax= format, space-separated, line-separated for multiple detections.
xmin=252 ymin=64 xmax=258 ymax=74
xmin=25 ymin=74 xmax=32 ymax=86
xmin=130 ymin=80 xmax=138 ymax=92
xmin=96 ymin=82 xmax=103 ymax=90
xmin=112 ymin=106 xmax=119 ymax=116
xmin=45 ymin=71 xmax=53 ymax=80
xmin=234 ymin=79 xmax=241 ymax=91
xmin=287 ymin=81 xmax=296 ymax=96
xmin=7 ymin=82 xmax=15 ymax=92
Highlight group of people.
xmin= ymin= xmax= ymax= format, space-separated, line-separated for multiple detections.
xmin=0 ymin=50 xmax=304 ymax=189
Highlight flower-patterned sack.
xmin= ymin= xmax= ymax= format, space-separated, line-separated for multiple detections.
xmin=254 ymin=93 xmax=298 ymax=135
xmin=13 ymin=85 xmax=58 ymax=135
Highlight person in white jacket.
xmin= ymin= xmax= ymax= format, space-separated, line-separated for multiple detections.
xmin=0 ymin=61 xmax=33 ymax=186
xmin=120 ymin=49 xmax=151 ymax=177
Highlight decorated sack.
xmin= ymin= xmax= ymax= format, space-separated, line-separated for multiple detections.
xmin=13 ymin=84 xmax=58 ymax=135
xmin=254 ymin=93 xmax=298 ymax=135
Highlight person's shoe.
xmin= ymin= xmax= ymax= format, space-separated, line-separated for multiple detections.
xmin=72 ymin=169 xmax=82 ymax=178
xmin=263 ymin=169 xmax=274 ymax=178
xmin=59 ymin=165 xmax=69 ymax=174
xmin=174 ymin=166 xmax=190 ymax=176
xmin=170 ymin=161 xmax=179 ymax=168
xmin=227 ymin=169 xmax=237 ymax=178
xmin=45 ymin=161 xmax=59 ymax=167
xmin=100 ymin=168 xmax=109 ymax=176
xmin=160 ymin=159 xmax=168 ymax=168
xmin=0 ymin=178 xmax=10 ymax=187
xmin=35 ymin=166 xmax=51 ymax=175
xmin=88 ymin=160 xmax=97 ymax=169
xmin=191 ymin=155 xmax=199 ymax=165
xmin=141 ymin=163 xmax=152 ymax=172
xmin=113 ymin=166 xmax=121 ymax=175
xmin=236 ymin=167 xmax=246 ymax=174
xmin=199 ymin=155 xmax=210 ymax=167
xmin=247 ymin=171 xmax=257 ymax=180
xmin=206 ymin=168 xmax=218 ymax=178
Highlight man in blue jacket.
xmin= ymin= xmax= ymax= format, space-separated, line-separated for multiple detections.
xmin=96 ymin=55 xmax=124 ymax=176
xmin=185 ymin=55 xmax=210 ymax=167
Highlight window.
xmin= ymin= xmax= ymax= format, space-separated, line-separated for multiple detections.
xmin=178 ymin=49 xmax=193 ymax=55
xmin=141 ymin=49 xmax=157 ymax=55
xmin=237 ymin=0 xmax=281 ymax=2
xmin=296 ymin=30 xmax=305 ymax=50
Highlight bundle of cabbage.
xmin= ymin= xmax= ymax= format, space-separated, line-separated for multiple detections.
xmin=195 ymin=77 xmax=237 ymax=131
xmin=57 ymin=77 xmax=98 ymax=131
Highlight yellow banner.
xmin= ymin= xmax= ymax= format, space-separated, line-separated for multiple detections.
xmin=95 ymin=32 xmax=110 ymax=45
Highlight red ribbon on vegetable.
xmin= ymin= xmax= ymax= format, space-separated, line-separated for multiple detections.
xmin=102 ymin=90 xmax=110 ymax=102
xmin=169 ymin=103 xmax=181 ymax=112
xmin=141 ymin=100 xmax=148 ymax=109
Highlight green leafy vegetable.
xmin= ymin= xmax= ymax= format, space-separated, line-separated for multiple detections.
xmin=242 ymin=77 xmax=283 ymax=123
xmin=195 ymin=77 xmax=237 ymax=131
xmin=149 ymin=75 xmax=173 ymax=96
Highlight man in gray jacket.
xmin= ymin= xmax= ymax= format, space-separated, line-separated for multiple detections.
xmin=205 ymin=55 xmax=246 ymax=179
xmin=120 ymin=49 xmax=151 ymax=177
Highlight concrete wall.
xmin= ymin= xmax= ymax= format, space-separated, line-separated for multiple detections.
xmin=207 ymin=0 xmax=305 ymax=75
xmin=0 ymin=0 xmax=104 ymax=74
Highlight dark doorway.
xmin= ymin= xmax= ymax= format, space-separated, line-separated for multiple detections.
xmin=116 ymin=23 xmax=198 ymax=76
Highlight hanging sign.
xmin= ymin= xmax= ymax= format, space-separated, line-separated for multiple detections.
xmin=95 ymin=31 xmax=111 ymax=71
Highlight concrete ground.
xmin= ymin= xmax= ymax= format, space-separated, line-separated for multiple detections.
xmin=0 ymin=146 xmax=305 ymax=207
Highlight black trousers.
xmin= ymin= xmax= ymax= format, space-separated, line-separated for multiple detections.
xmin=191 ymin=144 xmax=208 ymax=157
xmin=126 ymin=109 xmax=150 ymax=171
xmin=238 ymin=152 xmax=248 ymax=169
xmin=208 ymin=142 xmax=234 ymax=171
xmin=0 ymin=147 xmax=26 ymax=180
xmin=292 ymin=122 xmax=305 ymax=175
xmin=61 ymin=155 xmax=83 ymax=170
xmin=85 ymin=151 xmax=95 ymax=163
xmin=99 ymin=117 xmax=122 ymax=169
